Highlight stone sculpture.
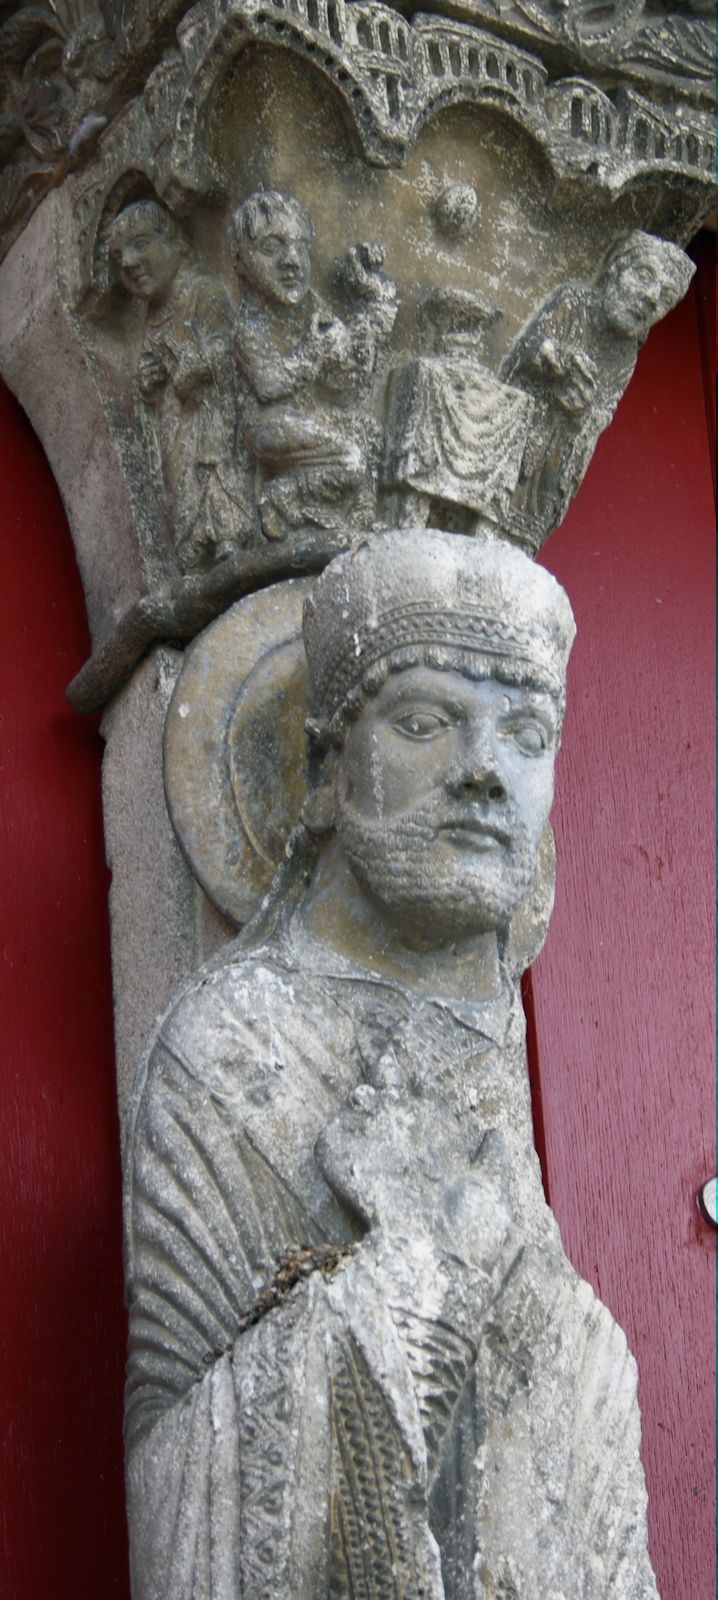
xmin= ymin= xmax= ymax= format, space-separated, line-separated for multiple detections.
xmin=501 ymin=230 xmax=695 ymax=549
xmin=385 ymin=288 xmax=532 ymax=533
xmin=111 ymin=199 xmax=256 ymax=571
xmin=0 ymin=0 xmax=713 ymax=1592
xmin=231 ymin=190 xmax=397 ymax=542
xmin=124 ymin=530 xmax=659 ymax=1599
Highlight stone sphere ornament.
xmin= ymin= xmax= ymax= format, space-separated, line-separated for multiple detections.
xmin=434 ymin=181 xmax=480 ymax=239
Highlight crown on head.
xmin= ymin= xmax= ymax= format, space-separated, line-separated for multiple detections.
xmin=303 ymin=530 xmax=576 ymax=742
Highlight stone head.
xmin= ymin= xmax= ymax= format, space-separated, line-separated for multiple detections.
xmin=302 ymin=531 xmax=575 ymax=943
xmin=230 ymin=190 xmax=314 ymax=308
xmin=109 ymin=200 xmax=188 ymax=304
xmin=598 ymin=230 xmax=693 ymax=342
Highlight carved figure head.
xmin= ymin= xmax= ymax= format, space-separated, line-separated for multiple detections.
xmin=598 ymin=230 xmax=693 ymax=341
xmin=230 ymin=190 xmax=314 ymax=307
xmin=302 ymin=531 xmax=575 ymax=941
xmin=109 ymin=200 xmax=188 ymax=304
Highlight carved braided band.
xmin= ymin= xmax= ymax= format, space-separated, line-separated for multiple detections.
xmin=314 ymin=601 xmax=564 ymax=724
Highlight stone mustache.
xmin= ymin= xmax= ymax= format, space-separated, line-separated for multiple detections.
xmin=124 ymin=531 xmax=660 ymax=1599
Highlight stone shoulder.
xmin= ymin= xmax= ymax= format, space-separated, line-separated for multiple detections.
xmin=154 ymin=949 xmax=305 ymax=1087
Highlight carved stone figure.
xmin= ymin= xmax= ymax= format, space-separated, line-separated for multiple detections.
xmin=111 ymin=199 xmax=256 ymax=571
xmin=230 ymin=190 xmax=397 ymax=542
xmin=385 ymin=288 xmax=533 ymax=533
xmin=124 ymin=530 xmax=659 ymax=1599
xmin=501 ymin=230 xmax=694 ymax=549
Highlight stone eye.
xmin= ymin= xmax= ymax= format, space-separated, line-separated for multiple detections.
xmin=510 ymin=720 xmax=546 ymax=754
xmin=393 ymin=711 xmax=449 ymax=740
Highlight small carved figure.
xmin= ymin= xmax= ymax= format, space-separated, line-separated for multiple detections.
xmin=125 ymin=530 xmax=660 ymax=1599
xmin=385 ymin=287 xmax=533 ymax=533
xmin=501 ymin=229 xmax=694 ymax=548
xmin=230 ymin=190 xmax=397 ymax=541
xmin=110 ymin=200 xmax=256 ymax=571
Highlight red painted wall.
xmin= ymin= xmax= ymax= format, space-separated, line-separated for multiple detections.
xmin=1 ymin=252 xmax=714 ymax=1600
xmin=0 ymin=381 xmax=131 ymax=1599
xmin=532 ymin=250 xmax=716 ymax=1600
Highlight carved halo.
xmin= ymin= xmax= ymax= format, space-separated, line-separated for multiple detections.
xmin=164 ymin=577 xmax=557 ymax=969
xmin=164 ymin=579 xmax=313 ymax=928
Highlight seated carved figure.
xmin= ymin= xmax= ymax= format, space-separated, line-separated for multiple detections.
xmin=110 ymin=200 xmax=256 ymax=570
xmin=230 ymin=190 xmax=397 ymax=541
xmin=125 ymin=530 xmax=661 ymax=1600
xmin=501 ymin=230 xmax=693 ymax=549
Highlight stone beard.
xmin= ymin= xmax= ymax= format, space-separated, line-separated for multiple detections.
xmin=337 ymin=796 xmax=539 ymax=937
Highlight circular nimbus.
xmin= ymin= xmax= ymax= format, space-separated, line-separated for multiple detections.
xmin=164 ymin=578 xmax=313 ymax=929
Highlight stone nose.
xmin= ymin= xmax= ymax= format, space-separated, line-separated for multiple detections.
xmin=445 ymin=734 xmax=507 ymax=803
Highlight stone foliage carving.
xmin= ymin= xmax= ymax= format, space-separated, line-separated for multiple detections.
xmin=0 ymin=0 xmax=188 ymax=255
xmin=124 ymin=531 xmax=660 ymax=1597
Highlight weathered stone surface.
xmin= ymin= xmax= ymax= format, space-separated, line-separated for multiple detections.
xmin=500 ymin=230 xmax=695 ymax=550
xmin=102 ymin=645 xmax=232 ymax=1127
xmin=111 ymin=198 xmax=258 ymax=570
xmin=0 ymin=0 xmax=712 ymax=271
xmin=164 ymin=570 xmax=558 ymax=965
xmin=0 ymin=194 xmax=147 ymax=642
xmin=163 ymin=578 xmax=313 ymax=926
xmin=1 ymin=0 xmax=710 ymax=712
xmin=125 ymin=531 xmax=659 ymax=1597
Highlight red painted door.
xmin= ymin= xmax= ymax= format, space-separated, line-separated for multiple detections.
xmin=1 ymin=242 xmax=714 ymax=1600
xmin=530 ymin=235 xmax=716 ymax=1600
xmin=0 ymin=380 xmax=131 ymax=1599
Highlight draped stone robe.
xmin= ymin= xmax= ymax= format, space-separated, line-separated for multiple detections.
xmin=124 ymin=916 xmax=659 ymax=1600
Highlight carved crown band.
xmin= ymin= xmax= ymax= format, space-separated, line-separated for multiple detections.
xmin=303 ymin=530 xmax=576 ymax=737
xmin=308 ymin=604 xmax=566 ymax=736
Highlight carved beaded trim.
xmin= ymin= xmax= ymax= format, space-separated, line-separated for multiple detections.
xmin=314 ymin=602 xmax=564 ymax=719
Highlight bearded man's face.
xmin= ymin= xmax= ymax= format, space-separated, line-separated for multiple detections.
xmin=335 ymin=665 xmax=559 ymax=941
